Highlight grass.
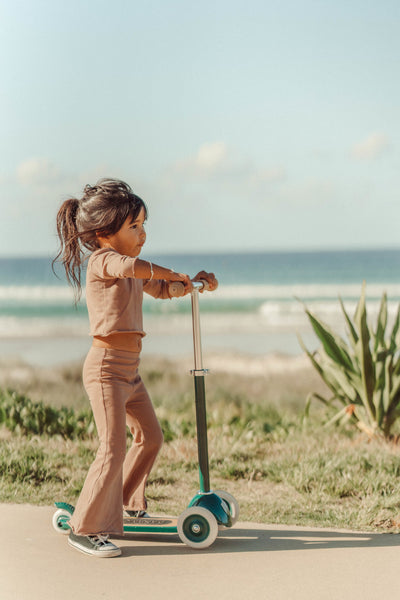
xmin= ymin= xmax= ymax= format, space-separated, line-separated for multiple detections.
xmin=2 ymin=355 xmax=400 ymax=532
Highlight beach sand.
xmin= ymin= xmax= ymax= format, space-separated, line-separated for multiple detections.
xmin=0 ymin=348 xmax=311 ymax=385
xmin=0 ymin=313 xmax=318 ymax=368
xmin=0 ymin=332 xmax=326 ymax=418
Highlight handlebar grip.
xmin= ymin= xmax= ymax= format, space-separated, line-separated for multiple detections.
xmin=197 ymin=279 xmax=210 ymax=291
xmin=168 ymin=278 xmax=218 ymax=297
xmin=168 ymin=282 xmax=185 ymax=297
xmin=197 ymin=278 xmax=218 ymax=291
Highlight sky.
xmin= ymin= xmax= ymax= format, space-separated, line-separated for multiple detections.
xmin=1 ymin=0 xmax=399 ymax=256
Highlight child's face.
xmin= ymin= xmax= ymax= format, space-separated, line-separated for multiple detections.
xmin=98 ymin=207 xmax=147 ymax=257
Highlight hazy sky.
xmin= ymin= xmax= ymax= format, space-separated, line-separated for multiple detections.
xmin=1 ymin=0 xmax=399 ymax=256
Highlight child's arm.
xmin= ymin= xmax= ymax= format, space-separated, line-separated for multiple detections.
xmin=90 ymin=249 xmax=191 ymax=290
xmin=136 ymin=259 xmax=193 ymax=299
xmin=134 ymin=259 xmax=191 ymax=288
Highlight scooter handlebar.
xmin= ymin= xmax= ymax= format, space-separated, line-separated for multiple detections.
xmin=168 ymin=279 xmax=217 ymax=297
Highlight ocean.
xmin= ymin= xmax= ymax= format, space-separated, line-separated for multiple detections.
xmin=1 ymin=249 xmax=400 ymax=366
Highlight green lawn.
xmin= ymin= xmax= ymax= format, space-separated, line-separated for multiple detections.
xmin=1 ymin=356 xmax=400 ymax=533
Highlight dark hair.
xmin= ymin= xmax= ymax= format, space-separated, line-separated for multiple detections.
xmin=53 ymin=178 xmax=147 ymax=300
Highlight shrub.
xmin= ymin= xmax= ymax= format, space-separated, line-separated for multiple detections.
xmin=299 ymin=283 xmax=400 ymax=438
xmin=0 ymin=388 xmax=95 ymax=439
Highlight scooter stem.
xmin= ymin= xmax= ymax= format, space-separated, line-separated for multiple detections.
xmin=190 ymin=281 xmax=210 ymax=493
xmin=191 ymin=282 xmax=207 ymax=375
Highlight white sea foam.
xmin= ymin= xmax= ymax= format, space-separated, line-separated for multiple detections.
xmin=1 ymin=281 xmax=400 ymax=303
xmin=0 ymin=282 xmax=399 ymax=339
xmin=0 ymin=285 xmax=77 ymax=302
xmin=210 ymin=283 xmax=400 ymax=300
xmin=257 ymin=298 xmax=400 ymax=331
xmin=0 ymin=316 xmax=88 ymax=338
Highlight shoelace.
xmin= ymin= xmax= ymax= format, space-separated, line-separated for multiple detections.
xmin=126 ymin=510 xmax=149 ymax=517
xmin=88 ymin=534 xmax=110 ymax=547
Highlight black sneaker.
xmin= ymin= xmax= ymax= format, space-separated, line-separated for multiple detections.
xmin=124 ymin=510 xmax=150 ymax=518
xmin=68 ymin=531 xmax=121 ymax=558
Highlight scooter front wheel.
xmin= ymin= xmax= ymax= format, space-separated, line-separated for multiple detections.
xmin=52 ymin=509 xmax=72 ymax=535
xmin=214 ymin=490 xmax=240 ymax=526
xmin=177 ymin=507 xmax=218 ymax=549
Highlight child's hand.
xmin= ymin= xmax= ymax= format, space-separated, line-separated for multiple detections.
xmin=193 ymin=271 xmax=218 ymax=292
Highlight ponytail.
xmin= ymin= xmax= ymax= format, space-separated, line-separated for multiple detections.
xmin=53 ymin=197 xmax=84 ymax=301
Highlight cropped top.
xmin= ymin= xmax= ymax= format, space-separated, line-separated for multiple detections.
xmin=86 ymin=247 xmax=171 ymax=338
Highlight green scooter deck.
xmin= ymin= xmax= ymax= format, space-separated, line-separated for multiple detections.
xmin=54 ymin=503 xmax=179 ymax=535
xmin=123 ymin=515 xmax=178 ymax=534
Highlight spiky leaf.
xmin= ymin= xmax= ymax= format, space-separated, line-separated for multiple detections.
xmin=353 ymin=284 xmax=376 ymax=423
xmin=306 ymin=311 xmax=356 ymax=373
xmin=339 ymin=296 xmax=358 ymax=348
xmin=374 ymin=293 xmax=387 ymax=353
xmin=390 ymin=303 xmax=400 ymax=353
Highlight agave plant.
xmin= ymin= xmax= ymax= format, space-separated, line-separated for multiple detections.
xmin=298 ymin=282 xmax=400 ymax=438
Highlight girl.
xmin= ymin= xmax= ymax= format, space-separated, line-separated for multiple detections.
xmin=54 ymin=178 xmax=217 ymax=558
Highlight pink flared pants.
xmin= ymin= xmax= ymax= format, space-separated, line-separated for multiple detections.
xmin=69 ymin=347 xmax=163 ymax=536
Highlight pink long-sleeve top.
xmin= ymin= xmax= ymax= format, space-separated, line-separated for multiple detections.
xmin=86 ymin=247 xmax=171 ymax=338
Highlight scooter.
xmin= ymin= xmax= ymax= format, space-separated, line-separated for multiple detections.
xmin=52 ymin=280 xmax=239 ymax=549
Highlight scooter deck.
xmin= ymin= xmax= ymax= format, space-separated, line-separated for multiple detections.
xmin=123 ymin=515 xmax=178 ymax=533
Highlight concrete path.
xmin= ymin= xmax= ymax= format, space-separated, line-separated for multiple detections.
xmin=2 ymin=504 xmax=400 ymax=600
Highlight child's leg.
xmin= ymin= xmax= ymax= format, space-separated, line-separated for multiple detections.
xmin=123 ymin=374 xmax=164 ymax=511
xmin=69 ymin=348 xmax=130 ymax=536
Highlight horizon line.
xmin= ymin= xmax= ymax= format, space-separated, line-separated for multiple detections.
xmin=2 ymin=244 xmax=400 ymax=260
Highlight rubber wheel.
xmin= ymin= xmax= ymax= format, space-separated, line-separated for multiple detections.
xmin=214 ymin=490 xmax=240 ymax=526
xmin=177 ymin=507 xmax=218 ymax=549
xmin=52 ymin=509 xmax=72 ymax=535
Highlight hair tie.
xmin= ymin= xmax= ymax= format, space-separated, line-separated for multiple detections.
xmin=69 ymin=197 xmax=79 ymax=220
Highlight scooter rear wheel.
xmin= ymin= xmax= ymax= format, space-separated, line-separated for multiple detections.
xmin=52 ymin=509 xmax=71 ymax=535
xmin=177 ymin=507 xmax=218 ymax=549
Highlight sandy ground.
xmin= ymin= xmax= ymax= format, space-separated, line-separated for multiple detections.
xmin=0 ymin=350 xmax=311 ymax=385
xmin=2 ymin=503 xmax=400 ymax=600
